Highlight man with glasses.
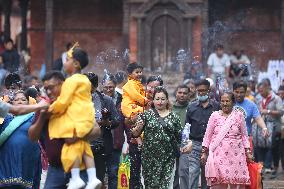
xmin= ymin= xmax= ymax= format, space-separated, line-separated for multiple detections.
xmin=183 ymin=79 xmax=220 ymax=189
xmin=28 ymin=71 xmax=102 ymax=189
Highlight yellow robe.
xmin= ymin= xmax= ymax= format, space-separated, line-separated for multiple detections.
xmin=48 ymin=73 xmax=95 ymax=172
xmin=121 ymin=78 xmax=146 ymax=118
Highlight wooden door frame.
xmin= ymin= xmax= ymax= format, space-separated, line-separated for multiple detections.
xmin=134 ymin=0 xmax=198 ymax=71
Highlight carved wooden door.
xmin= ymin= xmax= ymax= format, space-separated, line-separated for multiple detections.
xmin=151 ymin=15 xmax=181 ymax=72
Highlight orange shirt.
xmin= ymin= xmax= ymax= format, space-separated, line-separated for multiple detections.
xmin=121 ymin=78 xmax=146 ymax=118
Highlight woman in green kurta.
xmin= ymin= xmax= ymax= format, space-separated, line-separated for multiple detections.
xmin=132 ymin=87 xmax=182 ymax=189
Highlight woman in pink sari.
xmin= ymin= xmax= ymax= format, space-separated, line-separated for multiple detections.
xmin=201 ymin=91 xmax=252 ymax=189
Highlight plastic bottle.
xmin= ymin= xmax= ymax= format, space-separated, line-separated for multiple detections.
xmin=181 ymin=123 xmax=191 ymax=147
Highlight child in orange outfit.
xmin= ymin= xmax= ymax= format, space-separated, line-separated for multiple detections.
xmin=121 ymin=62 xmax=148 ymax=147
xmin=48 ymin=43 xmax=101 ymax=189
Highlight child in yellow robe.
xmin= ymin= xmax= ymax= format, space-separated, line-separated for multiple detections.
xmin=48 ymin=44 xmax=101 ymax=189
xmin=121 ymin=62 xmax=148 ymax=146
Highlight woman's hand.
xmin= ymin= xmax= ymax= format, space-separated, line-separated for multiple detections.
xmin=131 ymin=119 xmax=144 ymax=137
xmin=262 ymin=127 xmax=269 ymax=138
xmin=180 ymin=140 xmax=192 ymax=154
xmin=135 ymin=120 xmax=144 ymax=129
xmin=125 ymin=114 xmax=138 ymax=126
xmin=200 ymin=152 xmax=208 ymax=165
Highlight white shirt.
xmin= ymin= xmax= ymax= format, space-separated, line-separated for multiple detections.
xmin=207 ymin=52 xmax=230 ymax=74
xmin=115 ymin=87 xmax=123 ymax=95
xmin=230 ymin=54 xmax=250 ymax=65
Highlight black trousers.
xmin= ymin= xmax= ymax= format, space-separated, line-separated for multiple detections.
xmin=129 ymin=143 xmax=142 ymax=189
xmin=272 ymin=132 xmax=281 ymax=169
xmin=93 ymin=152 xmax=107 ymax=183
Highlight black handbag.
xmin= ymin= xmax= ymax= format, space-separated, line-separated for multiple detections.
xmin=152 ymin=109 xmax=180 ymax=158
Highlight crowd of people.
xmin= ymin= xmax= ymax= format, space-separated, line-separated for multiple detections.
xmin=0 ymin=42 xmax=283 ymax=189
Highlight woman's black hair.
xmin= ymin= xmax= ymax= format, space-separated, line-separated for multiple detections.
xmin=147 ymin=75 xmax=163 ymax=86
xmin=114 ymin=71 xmax=127 ymax=85
xmin=153 ymin=86 xmax=169 ymax=99
xmin=221 ymin=90 xmax=235 ymax=104
xmin=4 ymin=73 xmax=22 ymax=89
xmin=101 ymin=73 xmax=116 ymax=85
xmin=25 ymin=87 xmax=40 ymax=100
xmin=233 ymin=81 xmax=248 ymax=91
xmin=84 ymin=72 xmax=98 ymax=88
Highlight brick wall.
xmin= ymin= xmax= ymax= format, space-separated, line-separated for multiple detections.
xmin=29 ymin=0 xmax=282 ymax=74
xmin=208 ymin=0 xmax=281 ymax=71
xmin=29 ymin=0 xmax=123 ymax=74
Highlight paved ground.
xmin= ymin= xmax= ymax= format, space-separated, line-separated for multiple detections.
xmin=263 ymin=171 xmax=284 ymax=189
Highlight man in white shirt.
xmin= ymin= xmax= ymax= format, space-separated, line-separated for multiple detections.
xmin=207 ymin=44 xmax=230 ymax=82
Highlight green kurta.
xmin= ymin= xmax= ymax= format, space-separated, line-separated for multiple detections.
xmin=140 ymin=109 xmax=182 ymax=189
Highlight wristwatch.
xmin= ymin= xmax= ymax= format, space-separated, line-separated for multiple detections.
xmin=267 ymin=110 xmax=271 ymax=114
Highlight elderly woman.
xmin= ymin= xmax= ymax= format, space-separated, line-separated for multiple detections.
xmin=0 ymin=90 xmax=41 ymax=189
xmin=201 ymin=91 xmax=252 ymax=189
xmin=132 ymin=87 xmax=192 ymax=188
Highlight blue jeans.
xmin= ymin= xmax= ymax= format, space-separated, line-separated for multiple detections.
xmin=107 ymin=150 xmax=121 ymax=189
xmin=187 ymin=140 xmax=207 ymax=189
xmin=179 ymin=153 xmax=190 ymax=189
xmin=255 ymin=147 xmax=272 ymax=169
xmin=44 ymin=166 xmax=87 ymax=189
